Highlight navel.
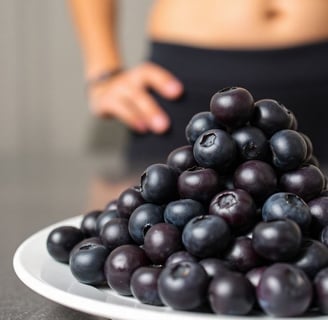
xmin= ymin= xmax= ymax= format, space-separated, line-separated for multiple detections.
xmin=264 ymin=7 xmax=283 ymax=20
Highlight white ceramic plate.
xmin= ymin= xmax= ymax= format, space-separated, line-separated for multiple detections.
xmin=13 ymin=216 xmax=320 ymax=320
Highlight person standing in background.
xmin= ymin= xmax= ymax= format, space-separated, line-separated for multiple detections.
xmin=69 ymin=0 xmax=328 ymax=169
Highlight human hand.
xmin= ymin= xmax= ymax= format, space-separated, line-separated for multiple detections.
xmin=88 ymin=62 xmax=184 ymax=134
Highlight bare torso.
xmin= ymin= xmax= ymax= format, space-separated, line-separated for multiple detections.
xmin=148 ymin=0 xmax=328 ymax=48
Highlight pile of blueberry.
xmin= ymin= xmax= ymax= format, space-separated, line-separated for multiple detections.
xmin=47 ymin=87 xmax=328 ymax=317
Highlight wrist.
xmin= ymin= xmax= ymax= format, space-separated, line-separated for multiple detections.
xmin=86 ymin=67 xmax=123 ymax=89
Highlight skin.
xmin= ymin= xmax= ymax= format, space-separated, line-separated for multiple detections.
xmin=69 ymin=0 xmax=328 ymax=133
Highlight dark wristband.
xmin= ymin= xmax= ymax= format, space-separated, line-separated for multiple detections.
xmin=86 ymin=68 xmax=123 ymax=88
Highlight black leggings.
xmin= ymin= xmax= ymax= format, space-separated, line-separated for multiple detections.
xmin=126 ymin=40 xmax=328 ymax=170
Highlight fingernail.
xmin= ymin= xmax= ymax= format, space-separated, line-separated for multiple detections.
xmin=151 ymin=115 xmax=170 ymax=133
xmin=166 ymin=81 xmax=183 ymax=96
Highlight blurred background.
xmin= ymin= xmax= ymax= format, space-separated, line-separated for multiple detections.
xmin=1 ymin=0 xmax=153 ymax=218
xmin=2 ymin=2 xmax=152 ymax=318
xmin=1 ymin=0 xmax=152 ymax=161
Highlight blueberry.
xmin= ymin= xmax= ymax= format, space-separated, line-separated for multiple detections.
xmin=104 ymin=199 xmax=118 ymax=211
xmin=245 ymin=266 xmax=268 ymax=289
xmin=262 ymin=192 xmax=311 ymax=231
xmin=199 ymin=258 xmax=231 ymax=278
xmin=233 ymin=160 xmax=277 ymax=203
xmin=164 ymin=199 xmax=204 ymax=230
xmin=293 ymin=239 xmax=328 ymax=279
xmin=308 ymin=196 xmax=328 ymax=234
xmin=95 ymin=209 xmax=120 ymax=235
xmin=257 ymin=263 xmax=312 ymax=316
xmin=252 ymin=220 xmax=302 ymax=261
xmin=47 ymin=226 xmax=84 ymax=263
xmin=314 ymin=267 xmax=328 ymax=314
xmin=321 ymin=226 xmax=328 ymax=246
xmin=250 ymin=99 xmax=293 ymax=136
xmin=104 ymin=244 xmax=150 ymax=296
xmin=143 ymin=223 xmax=182 ymax=265
xmin=166 ymin=145 xmax=197 ymax=174
xmin=208 ymin=271 xmax=255 ymax=315
xmin=117 ymin=186 xmax=145 ymax=219
xmin=308 ymin=154 xmax=320 ymax=167
xmin=223 ymin=236 xmax=264 ymax=272
xmin=140 ymin=164 xmax=178 ymax=204
xmin=209 ymin=189 xmax=257 ymax=234
xmin=193 ymin=129 xmax=237 ymax=173
xmin=100 ymin=218 xmax=133 ymax=250
xmin=130 ymin=266 xmax=163 ymax=306
xmin=158 ymin=261 xmax=209 ymax=310
xmin=300 ymin=132 xmax=313 ymax=162
xmin=182 ymin=215 xmax=231 ymax=258
xmin=165 ymin=250 xmax=198 ymax=266
xmin=210 ymin=87 xmax=254 ymax=128
xmin=128 ymin=203 xmax=164 ymax=245
xmin=279 ymin=164 xmax=325 ymax=202
xmin=69 ymin=237 xmax=109 ymax=285
xmin=185 ymin=111 xmax=225 ymax=145
xmin=270 ymin=129 xmax=307 ymax=171
xmin=178 ymin=167 xmax=221 ymax=204
xmin=232 ymin=126 xmax=270 ymax=161
xmin=80 ymin=210 xmax=102 ymax=237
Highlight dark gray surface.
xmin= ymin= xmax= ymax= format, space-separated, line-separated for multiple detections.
xmin=0 ymin=155 xmax=130 ymax=320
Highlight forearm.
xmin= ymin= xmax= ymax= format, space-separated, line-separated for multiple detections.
xmin=68 ymin=0 xmax=122 ymax=79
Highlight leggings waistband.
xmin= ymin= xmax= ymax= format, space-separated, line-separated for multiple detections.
xmin=147 ymin=40 xmax=328 ymax=90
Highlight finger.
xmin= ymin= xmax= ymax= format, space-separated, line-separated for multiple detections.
xmin=133 ymin=91 xmax=170 ymax=134
xmin=142 ymin=63 xmax=184 ymax=99
xmin=97 ymin=97 xmax=148 ymax=133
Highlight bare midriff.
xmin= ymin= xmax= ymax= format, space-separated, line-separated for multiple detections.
xmin=148 ymin=0 xmax=328 ymax=49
